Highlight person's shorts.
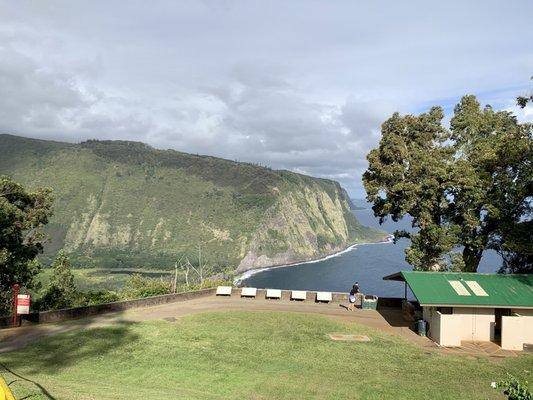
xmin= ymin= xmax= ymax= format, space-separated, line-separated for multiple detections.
xmin=349 ymin=295 xmax=356 ymax=303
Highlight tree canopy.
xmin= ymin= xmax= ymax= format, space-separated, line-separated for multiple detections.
xmin=0 ymin=176 xmax=53 ymax=315
xmin=363 ymin=96 xmax=532 ymax=273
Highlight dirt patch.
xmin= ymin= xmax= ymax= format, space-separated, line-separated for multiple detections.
xmin=329 ymin=333 xmax=371 ymax=342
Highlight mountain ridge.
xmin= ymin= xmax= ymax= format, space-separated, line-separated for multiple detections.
xmin=0 ymin=133 xmax=386 ymax=271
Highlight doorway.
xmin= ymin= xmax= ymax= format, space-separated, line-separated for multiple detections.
xmin=494 ymin=308 xmax=512 ymax=343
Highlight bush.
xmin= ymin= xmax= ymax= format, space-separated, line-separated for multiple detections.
xmin=498 ymin=375 xmax=532 ymax=400
xmin=121 ymin=274 xmax=172 ymax=300
xmin=79 ymin=290 xmax=120 ymax=306
xmin=34 ymin=251 xmax=78 ymax=311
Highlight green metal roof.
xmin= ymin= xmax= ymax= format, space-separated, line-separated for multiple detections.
xmin=383 ymin=271 xmax=533 ymax=308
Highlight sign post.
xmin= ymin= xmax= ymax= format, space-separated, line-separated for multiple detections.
xmin=11 ymin=284 xmax=19 ymax=327
xmin=11 ymin=284 xmax=30 ymax=327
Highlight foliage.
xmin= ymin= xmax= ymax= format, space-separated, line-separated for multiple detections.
xmin=34 ymin=251 xmax=79 ymax=311
xmin=79 ymin=290 xmax=120 ymax=306
xmin=120 ymin=274 xmax=172 ymax=299
xmin=498 ymin=374 xmax=532 ymax=400
xmin=363 ymin=96 xmax=532 ymax=272
xmin=0 ymin=176 xmax=53 ymax=315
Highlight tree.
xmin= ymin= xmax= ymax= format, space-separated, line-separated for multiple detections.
xmin=363 ymin=96 xmax=532 ymax=272
xmin=0 ymin=176 xmax=53 ymax=315
xmin=37 ymin=250 xmax=79 ymax=310
xmin=517 ymin=76 xmax=533 ymax=108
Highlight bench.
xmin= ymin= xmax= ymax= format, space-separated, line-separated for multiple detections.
xmin=266 ymin=289 xmax=282 ymax=299
xmin=216 ymin=286 xmax=232 ymax=296
xmin=316 ymin=291 xmax=332 ymax=303
xmin=241 ymin=287 xmax=257 ymax=298
xmin=291 ymin=290 xmax=307 ymax=301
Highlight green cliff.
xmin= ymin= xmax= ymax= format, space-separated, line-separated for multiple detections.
xmin=0 ymin=134 xmax=386 ymax=271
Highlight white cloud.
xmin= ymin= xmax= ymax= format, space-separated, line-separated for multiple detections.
xmin=0 ymin=1 xmax=532 ymax=196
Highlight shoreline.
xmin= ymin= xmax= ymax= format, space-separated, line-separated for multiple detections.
xmin=234 ymin=234 xmax=393 ymax=285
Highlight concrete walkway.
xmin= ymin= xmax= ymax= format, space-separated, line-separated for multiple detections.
xmin=0 ymin=295 xmax=518 ymax=358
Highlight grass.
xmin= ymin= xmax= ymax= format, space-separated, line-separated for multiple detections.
xmin=1 ymin=311 xmax=531 ymax=399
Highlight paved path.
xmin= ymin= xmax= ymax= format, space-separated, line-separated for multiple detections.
xmin=0 ymin=295 xmax=519 ymax=358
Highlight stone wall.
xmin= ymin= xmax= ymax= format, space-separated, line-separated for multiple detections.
xmin=20 ymin=288 xmax=216 ymax=326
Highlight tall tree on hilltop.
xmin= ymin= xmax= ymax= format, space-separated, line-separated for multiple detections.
xmin=0 ymin=176 xmax=53 ymax=315
xmin=363 ymin=96 xmax=532 ymax=272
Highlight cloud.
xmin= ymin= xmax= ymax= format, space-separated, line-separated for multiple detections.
xmin=0 ymin=1 xmax=532 ymax=197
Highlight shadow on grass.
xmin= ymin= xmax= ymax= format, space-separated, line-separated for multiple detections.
xmin=1 ymin=362 xmax=57 ymax=399
xmin=377 ymin=307 xmax=414 ymax=329
xmin=0 ymin=318 xmax=141 ymax=376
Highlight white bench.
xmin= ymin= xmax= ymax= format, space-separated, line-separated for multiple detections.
xmin=266 ymin=289 xmax=282 ymax=299
xmin=316 ymin=291 xmax=332 ymax=302
xmin=241 ymin=287 xmax=257 ymax=298
xmin=216 ymin=286 xmax=232 ymax=296
xmin=291 ymin=290 xmax=307 ymax=301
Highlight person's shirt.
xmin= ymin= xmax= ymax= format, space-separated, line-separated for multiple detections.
xmin=352 ymin=284 xmax=360 ymax=293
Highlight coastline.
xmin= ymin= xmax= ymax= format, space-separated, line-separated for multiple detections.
xmin=234 ymin=234 xmax=393 ymax=285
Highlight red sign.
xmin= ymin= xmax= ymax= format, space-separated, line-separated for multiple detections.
xmin=16 ymin=294 xmax=30 ymax=315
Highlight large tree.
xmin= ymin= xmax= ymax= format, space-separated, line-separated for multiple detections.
xmin=363 ymin=96 xmax=532 ymax=272
xmin=0 ymin=176 xmax=53 ymax=315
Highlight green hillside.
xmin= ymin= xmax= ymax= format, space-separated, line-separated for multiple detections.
xmin=0 ymin=134 xmax=386 ymax=271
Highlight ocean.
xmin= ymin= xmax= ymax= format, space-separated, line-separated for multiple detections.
xmin=240 ymin=208 xmax=502 ymax=298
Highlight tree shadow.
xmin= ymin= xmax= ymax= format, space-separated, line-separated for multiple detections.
xmin=377 ymin=307 xmax=414 ymax=329
xmin=0 ymin=317 xmax=140 ymax=375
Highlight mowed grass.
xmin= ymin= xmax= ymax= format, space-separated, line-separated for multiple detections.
xmin=1 ymin=312 xmax=531 ymax=400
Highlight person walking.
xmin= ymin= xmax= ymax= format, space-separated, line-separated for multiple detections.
xmin=347 ymin=282 xmax=360 ymax=311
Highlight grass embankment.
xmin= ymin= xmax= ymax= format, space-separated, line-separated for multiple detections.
xmin=1 ymin=312 xmax=530 ymax=399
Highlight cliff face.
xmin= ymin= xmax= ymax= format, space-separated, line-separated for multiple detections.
xmin=0 ymin=134 xmax=386 ymax=270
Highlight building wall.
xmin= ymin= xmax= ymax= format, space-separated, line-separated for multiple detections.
xmin=423 ymin=307 xmax=461 ymax=347
xmin=511 ymin=309 xmax=533 ymax=345
xmin=501 ymin=316 xmax=524 ymax=351
xmin=453 ymin=307 xmax=495 ymax=342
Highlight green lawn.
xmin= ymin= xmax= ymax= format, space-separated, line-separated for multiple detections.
xmin=1 ymin=312 xmax=531 ymax=399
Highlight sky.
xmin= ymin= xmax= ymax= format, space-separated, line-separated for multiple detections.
xmin=1 ymin=1 xmax=532 ymax=197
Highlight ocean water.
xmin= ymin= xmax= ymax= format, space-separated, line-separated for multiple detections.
xmin=241 ymin=209 xmax=502 ymax=298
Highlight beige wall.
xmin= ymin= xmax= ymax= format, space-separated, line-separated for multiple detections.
xmin=453 ymin=307 xmax=495 ymax=342
xmin=500 ymin=309 xmax=533 ymax=351
xmin=424 ymin=306 xmax=532 ymax=351
xmin=511 ymin=309 xmax=533 ymax=345
xmin=423 ymin=307 xmax=462 ymax=347
xmin=423 ymin=306 xmax=495 ymax=347
xmin=501 ymin=316 xmax=524 ymax=351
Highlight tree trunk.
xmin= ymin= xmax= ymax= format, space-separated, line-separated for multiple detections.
xmin=462 ymin=246 xmax=482 ymax=272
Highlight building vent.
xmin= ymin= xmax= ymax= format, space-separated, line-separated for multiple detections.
xmin=448 ymin=280 xmax=471 ymax=296
xmin=465 ymin=281 xmax=489 ymax=296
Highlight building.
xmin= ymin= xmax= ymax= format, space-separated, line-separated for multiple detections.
xmin=383 ymin=271 xmax=533 ymax=351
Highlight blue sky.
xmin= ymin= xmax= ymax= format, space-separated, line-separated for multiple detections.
xmin=0 ymin=0 xmax=532 ymax=197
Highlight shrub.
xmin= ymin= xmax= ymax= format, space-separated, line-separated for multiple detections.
xmin=498 ymin=375 xmax=532 ymax=400
xmin=121 ymin=274 xmax=172 ymax=300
